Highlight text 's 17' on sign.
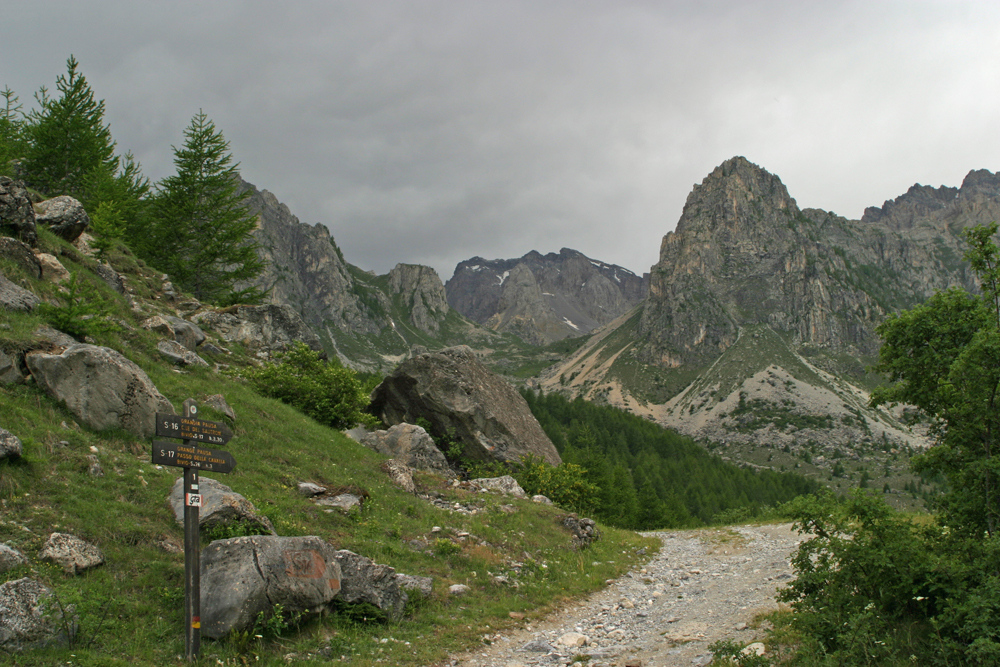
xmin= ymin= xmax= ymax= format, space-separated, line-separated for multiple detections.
xmin=155 ymin=413 xmax=233 ymax=445
xmin=152 ymin=440 xmax=237 ymax=474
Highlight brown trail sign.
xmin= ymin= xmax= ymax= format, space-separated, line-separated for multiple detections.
xmin=154 ymin=399 xmax=237 ymax=662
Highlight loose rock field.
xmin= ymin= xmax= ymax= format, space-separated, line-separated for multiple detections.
xmin=447 ymin=523 xmax=804 ymax=667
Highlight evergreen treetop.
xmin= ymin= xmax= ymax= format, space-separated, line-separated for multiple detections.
xmin=147 ymin=110 xmax=266 ymax=304
xmin=22 ymin=55 xmax=117 ymax=197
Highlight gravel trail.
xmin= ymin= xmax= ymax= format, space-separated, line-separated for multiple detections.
xmin=446 ymin=523 xmax=804 ymax=667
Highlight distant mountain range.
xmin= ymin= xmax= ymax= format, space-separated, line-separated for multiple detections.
xmin=236 ymin=156 xmax=1000 ymax=485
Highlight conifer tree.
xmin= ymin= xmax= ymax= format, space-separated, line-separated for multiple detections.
xmin=0 ymin=86 xmax=26 ymax=177
xmin=147 ymin=110 xmax=266 ymax=304
xmin=22 ymin=56 xmax=117 ymax=196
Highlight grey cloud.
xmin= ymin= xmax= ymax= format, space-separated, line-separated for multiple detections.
xmin=4 ymin=1 xmax=1000 ymax=280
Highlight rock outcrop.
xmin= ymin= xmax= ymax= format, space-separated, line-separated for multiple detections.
xmin=193 ymin=303 xmax=321 ymax=354
xmin=369 ymin=346 xmax=561 ymax=466
xmin=387 ymin=263 xmax=449 ymax=335
xmin=200 ymin=535 xmax=342 ymax=639
xmin=446 ymin=248 xmax=646 ymax=345
xmin=235 ymin=179 xmax=388 ymax=335
xmin=332 ymin=549 xmax=408 ymax=620
xmin=26 ymin=344 xmax=174 ymax=438
xmin=0 ymin=428 xmax=22 ymax=460
xmin=0 ymin=177 xmax=37 ymax=246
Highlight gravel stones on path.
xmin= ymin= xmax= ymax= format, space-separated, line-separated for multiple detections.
xmin=447 ymin=523 xmax=803 ymax=667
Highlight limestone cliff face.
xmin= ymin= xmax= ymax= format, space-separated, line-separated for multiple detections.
xmin=446 ymin=248 xmax=646 ymax=345
xmin=237 ymin=179 xmax=389 ymax=335
xmin=387 ymin=264 xmax=449 ymax=335
xmin=637 ymin=156 xmax=984 ymax=370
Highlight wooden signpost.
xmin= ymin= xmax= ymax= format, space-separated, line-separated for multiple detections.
xmin=154 ymin=399 xmax=236 ymax=662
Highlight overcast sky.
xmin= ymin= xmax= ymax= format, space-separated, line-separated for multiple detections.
xmin=5 ymin=1 xmax=1000 ymax=279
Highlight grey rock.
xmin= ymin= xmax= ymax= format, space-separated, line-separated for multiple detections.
xmin=164 ymin=316 xmax=206 ymax=351
xmin=157 ymin=340 xmax=208 ymax=367
xmin=141 ymin=315 xmax=174 ymax=338
xmin=522 ymin=640 xmax=555 ymax=653
xmin=34 ymin=196 xmax=90 ymax=242
xmin=0 ymin=543 xmax=27 ymax=573
xmin=0 ymin=349 xmax=23 ymax=385
xmin=448 ymin=584 xmax=470 ymax=596
xmin=39 ymin=533 xmax=104 ymax=575
xmin=0 ymin=271 xmax=39 ymax=312
xmin=235 ymin=179 xmax=391 ymax=337
xmin=0 ymin=428 xmax=23 ymax=460
xmin=532 ymin=494 xmax=553 ymax=504
xmin=168 ymin=477 xmax=276 ymax=535
xmin=32 ymin=324 xmax=77 ymax=348
xmin=405 ymin=539 xmax=427 ymax=552
xmin=387 ymin=263 xmax=449 ymax=335
xmin=0 ymin=177 xmax=37 ymax=246
xmin=203 ymin=394 xmax=236 ymax=422
xmin=0 ymin=237 xmax=41 ymax=278
xmin=35 ymin=253 xmax=69 ymax=283
xmin=316 ymin=494 xmax=362 ymax=511
xmin=297 ymin=482 xmax=326 ymax=497
xmin=361 ymin=423 xmax=454 ymax=477
xmin=92 ymin=262 xmax=125 ymax=294
xmin=446 ymin=248 xmax=646 ymax=345
xmin=200 ymin=535 xmax=342 ymax=639
xmin=193 ymin=303 xmax=321 ymax=353
xmin=199 ymin=342 xmax=228 ymax=356
xmin=370 ymin=346 xmax=561 ymax=466
xmin=333 ymin=549 xmax=407 ymax=619
xmin=470 ymin=475 xmax=526 ymax=498
xmin=395 ymin=573 xmax=433 ymax=598
xmin=0 ymin=578 xmax=72 ymax=651
xmin=26 ymin=343 xmax=174 ymax=438
xmin=382 ymin=459 xmax=417 ymax=493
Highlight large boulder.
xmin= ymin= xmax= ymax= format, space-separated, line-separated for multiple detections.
xmin=192 ymin=304 xmax=321 ymax=354
xmin=361 ymin=423 xmax=455 ymax=477
xmin=157 ymin=340 xmax=208 ymax=367
xmin=0 ymin=272 xmax=39 ymax=312
xmin=39 ymin=533 xmax=104 ymax=575
xmin=0 ymin=177 xmax=37 ymax=246
xmin=26 ymin=344 xmax=174 ymax=438
xmin=34 ymin=196 xmax=90 ymax=242
xmin=200 ymin=535 xmax=342 ymax=639
xmin=369 ymin=346 xmax=562 ymax=466
xmin=333 ymin=549 xmax=408 ymax=620
xmin=0 ymin=237 xmax=41 ymax=278
xmin=0 ymin=578 xmax=73 ymax=651
xmin=168 ymin=477 xmax=276 ymax=535
xmin=470 ymin=475 xmax=526 ymax=498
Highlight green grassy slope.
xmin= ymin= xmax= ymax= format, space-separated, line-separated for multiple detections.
xmin=0 ymin=234 xmax=655 ymax=666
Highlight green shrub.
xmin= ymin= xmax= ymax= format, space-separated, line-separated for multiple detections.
xmin=513 ymin=455 xmax=600 ymax=515
xmin=35 ymin=271 xmax=120 ymax=341
xmin=241 ymin=341 xmax=379 ymax=430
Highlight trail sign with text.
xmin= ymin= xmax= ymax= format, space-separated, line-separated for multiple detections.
xmin=152 ymin=440 xmax=236 ymax=473
xmin=153 ymin=400 xmax=237 ymax=662
xmin=156 ymin=413 xmax=233 ymax=445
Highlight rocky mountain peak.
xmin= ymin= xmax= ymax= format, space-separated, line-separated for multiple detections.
xmin=446 ymin=248 xmax=646 ymax=345
xmin=387 ymin=263 xmax=449 ymax=335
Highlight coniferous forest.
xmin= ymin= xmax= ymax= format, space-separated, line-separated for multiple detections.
xmin=521 ymin=390 xmax=819 ymax=529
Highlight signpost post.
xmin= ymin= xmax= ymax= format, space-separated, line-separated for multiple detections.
xmin=154 ymin=399 xmax=236 ymax=662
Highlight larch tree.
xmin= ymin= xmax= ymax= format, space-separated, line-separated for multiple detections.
xmin=148 ymin=110 xmax=266 ymax=305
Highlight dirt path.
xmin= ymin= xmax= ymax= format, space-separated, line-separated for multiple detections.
xmin=446 ymin=523 xmax=804 ymax=667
